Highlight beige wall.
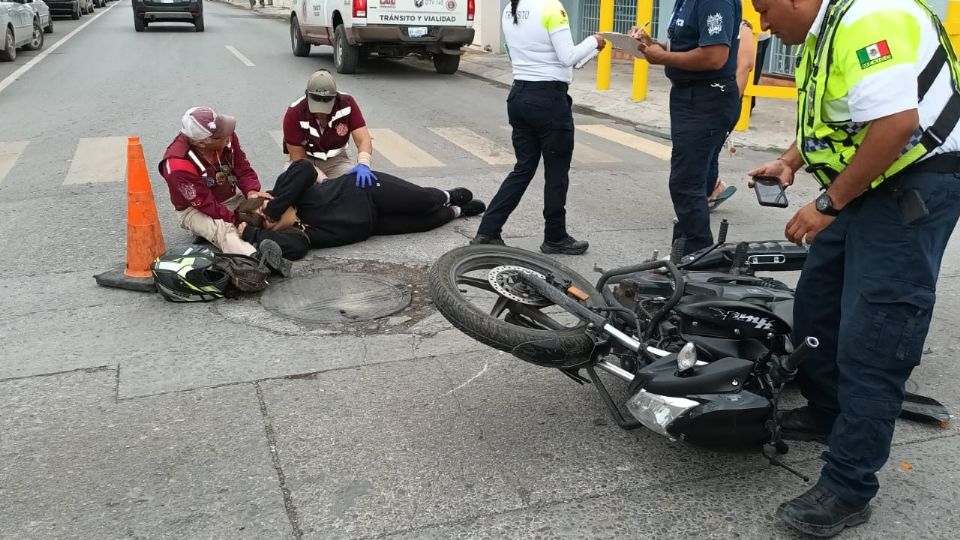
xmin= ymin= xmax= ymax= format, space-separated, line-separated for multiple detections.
xmin=471 ymin=0 xmax=502 ymax=52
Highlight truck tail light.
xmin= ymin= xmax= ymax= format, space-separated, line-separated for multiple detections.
xmin=467 ymin=0 xmax=474 ymax=21
xmin=353 ymin=0 xmax=366 ymax=18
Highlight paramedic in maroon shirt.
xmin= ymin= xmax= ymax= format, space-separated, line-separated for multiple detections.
xmin=159 ymin=106 xmax=274 ymax=257
xmin=282 ymin=70 xmax=377 ymax=186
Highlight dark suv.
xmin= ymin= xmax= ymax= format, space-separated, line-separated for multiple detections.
xmin=132 ymin=0 xmax=203 ymax=32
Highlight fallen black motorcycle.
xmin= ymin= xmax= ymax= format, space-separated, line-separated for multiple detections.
xmin=428 ymin=222 xmax=949 ymax=478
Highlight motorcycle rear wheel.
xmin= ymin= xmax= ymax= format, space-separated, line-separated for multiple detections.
xmin=428 ymin=245 xmax=605 ymax=369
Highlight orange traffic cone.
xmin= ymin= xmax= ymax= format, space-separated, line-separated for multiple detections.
xmin=94 ymin=136 xmax=167 ymax=292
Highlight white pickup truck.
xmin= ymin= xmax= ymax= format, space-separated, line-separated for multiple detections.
xmin=289 ymin=0 xmax=475 ymax=75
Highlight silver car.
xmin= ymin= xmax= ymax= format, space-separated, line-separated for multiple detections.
xmin=25 ymin=0 xmax=52 ymax=34
xmin=0 ymin=0 xmax=45 ymax=62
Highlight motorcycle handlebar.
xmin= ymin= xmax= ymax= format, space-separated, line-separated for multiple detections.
xmin=771 ymin=336 xmax=819 ymax=384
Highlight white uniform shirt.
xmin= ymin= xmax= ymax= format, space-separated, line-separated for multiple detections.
xmin=502 ymin=0 xmax=598 ymax=83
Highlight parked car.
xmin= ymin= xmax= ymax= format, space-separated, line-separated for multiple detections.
xmin=132 ymin=0 xmax=203 ymax=32
xmin=45 ymin=0 xmax=92 ymax=19
xmin=1 ymin=0 xmax=44 ymax=62
xmin=24 ymin=0 xmax=52 ymax=33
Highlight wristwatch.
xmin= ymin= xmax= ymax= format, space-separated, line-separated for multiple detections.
xmin=815 ymin=192 xmax=841 ymax=216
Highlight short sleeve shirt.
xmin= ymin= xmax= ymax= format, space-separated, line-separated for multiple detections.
xmin=282 ymin=94 xmax=366 ymax=158
xmin=665 ymin=0 xmax=741 ymax=81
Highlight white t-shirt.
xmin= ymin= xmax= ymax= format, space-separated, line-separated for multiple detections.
xmin=502 ymin=0 xmax=598 ymax=83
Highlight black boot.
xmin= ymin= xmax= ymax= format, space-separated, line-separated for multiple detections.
xmin=540 ymin=236 xmax=589 ymax=255
xmin=779 ymin=406 xmax=834 ymax=444
xmin=776 ymin=485 xmax=871 ymax=537
xmin=470 ymin=234 xmax=505 ymax=246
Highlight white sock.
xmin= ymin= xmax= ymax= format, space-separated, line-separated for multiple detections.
xmin=451 ymin=206 xmax=461 ymax=218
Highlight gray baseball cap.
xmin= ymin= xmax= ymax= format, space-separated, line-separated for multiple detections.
xmin=305 ymin=70 xmax=338 ymax=114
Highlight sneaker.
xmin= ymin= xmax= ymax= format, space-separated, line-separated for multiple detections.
xmin=540 ymin=236 xmax=589 ymax=255
xmin=446 ymin=187 xmax=473 ymax=207
xmin=459 ymin=200 xmax=486 ymax=217
xmin=776 ymin=485 xmax=872 ymax=537
xmin=470 ymin=234 xmax=505 ymax=246
xmin=255 ymin=239 xmax=292 ymax=277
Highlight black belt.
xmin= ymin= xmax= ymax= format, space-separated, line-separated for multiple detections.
xmin=513 ymin=80 xmax=569 ymax=91
xmin=902 ymin=152 xmax=960 ymax=176
xmin=670 ymin=76 xmax=736 ymax=88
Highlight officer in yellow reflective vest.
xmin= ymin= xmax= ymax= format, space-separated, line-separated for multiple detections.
xmin=750 ymin=0 xmax=960 ymax=536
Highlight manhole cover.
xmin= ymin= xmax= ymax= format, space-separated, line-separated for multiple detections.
xmin=261 ymin=272 xmax=412 ymax=324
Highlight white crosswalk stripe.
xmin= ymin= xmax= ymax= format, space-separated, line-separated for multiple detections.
xmin=429 ymin=127 xmax=515 ymax=165
xmin=63 ymin=137 xmax=128 ymax=185
xmin=0 ymin=141 xmax=29 ymax=186
xmin=269 ymin=130 xmax=284 ymax=149
xmin=369 ymin=128 xmax=445 ymax=168
xmin=497 ymin=125 xmax=620 ymax=164
xmin=577 ymin=124 xmax=672 ymax=161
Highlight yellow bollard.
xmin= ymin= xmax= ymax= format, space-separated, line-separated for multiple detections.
xmin=947 ymin=0 xmax=960 ymax=56
xmin=735 ymin=1 xmax=763 ymax=131
xmin=632 ymin=0 xmax=654 ymax=101
xmin=596 ymin=0 xmax=614 ymax=91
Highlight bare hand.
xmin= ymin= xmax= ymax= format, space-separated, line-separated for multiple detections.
xmin=640 ymin=42 xmax=669 ymax=64
xmin=629 ymin=26 xmax=655 ymax=46
xmin=785 ymin=202 xmax=834 ymax=246
xmin=747 ymin=158 xmax=795 ymax=188
xmin=246 ymin=190 xmax=273 ymax=200
xmin=237 ymin=222 xmax=247 ymax=236
xmin=593 ymin=34 xmax=606 ymax=51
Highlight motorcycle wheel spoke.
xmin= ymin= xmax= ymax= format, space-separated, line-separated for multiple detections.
xmin=457 ymin=275 xmax=495 ymax=293
xmin=490 ymin=296 xmax=511 ymax=318
xmin=512 ymin=305 xmax=567 ymax=331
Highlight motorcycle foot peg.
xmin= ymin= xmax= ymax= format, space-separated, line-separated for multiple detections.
xmin=717 ymin=219 xmax=729 ymax=244
xmin=670 ymin=238 xmax=685 ymax=264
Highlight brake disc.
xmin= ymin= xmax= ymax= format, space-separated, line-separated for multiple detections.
xmin=487 ymin=265 xmax=551 ymax=307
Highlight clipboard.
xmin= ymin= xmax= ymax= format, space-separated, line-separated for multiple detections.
xmin=600 ymin=32 xmax=646 ymax=59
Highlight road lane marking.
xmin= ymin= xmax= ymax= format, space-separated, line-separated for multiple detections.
xmin=63 ymin=137 xmax=127 ymax=185
xmin=226 ymin=46 xmax=256 ymax=67
xmin=577 ymin=124 xmax=672 ymax=161
xmin=368 ymin=128 xmax=444 ymax=168
xmin=574 ymin=142 xmax=620 ymax=164
xmin=269 ymin=130 xmax=284 ymax=148
xmin=0 ymin=141 xmax=29 ymax=186
xmin=429 ymin=127 xmax=514 ymax=165
xmin=0 ymin=2 xmax=121 ymax=96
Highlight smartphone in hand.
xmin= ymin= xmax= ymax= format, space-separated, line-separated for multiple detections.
xmin=753 ymin=176 xmax=788 ymax=208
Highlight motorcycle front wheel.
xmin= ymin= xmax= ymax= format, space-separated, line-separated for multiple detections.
xmin=428 ymin=245 xmax=605 ymax=369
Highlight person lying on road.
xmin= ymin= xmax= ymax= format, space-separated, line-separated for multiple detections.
xmin=234 ymin=160 xmax=487 ymax=260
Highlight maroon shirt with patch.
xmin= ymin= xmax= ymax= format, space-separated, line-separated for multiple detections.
xmin=159 ymin=133 xmax=261 ymax=224
xmin=282 ymin=93 xmax=366 ymax=158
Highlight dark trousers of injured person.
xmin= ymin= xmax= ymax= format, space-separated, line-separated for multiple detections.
xmin=792 ymin=169 xmax=960 ymax=506
xmin=246 ymin=159 xmax=454 ymax=258
xmin=477 ymin=80 xmax=574 ymax=242
xmin=668 ymin=78 xmax=740 ymax=254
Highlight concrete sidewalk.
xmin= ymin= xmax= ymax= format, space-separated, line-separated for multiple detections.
xmin=213 ymin=0 xmax=797 ymax=153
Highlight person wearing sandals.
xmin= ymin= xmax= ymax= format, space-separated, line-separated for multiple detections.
xmin=708 ymin=19 xmax=758 ymax=211
xmin=159 ymin=106 xmax=292 ymax=276
xmin=235 ymin=160 xmax=487 ymax=259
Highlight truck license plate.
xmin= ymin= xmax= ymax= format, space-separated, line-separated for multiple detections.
xmin=408 ymin=27 xmax=428 ymax=38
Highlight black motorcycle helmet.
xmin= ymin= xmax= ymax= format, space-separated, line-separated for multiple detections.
xmin=151 ymin=245 xmax=230 ymax=303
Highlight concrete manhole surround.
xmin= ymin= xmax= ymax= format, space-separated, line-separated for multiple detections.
xmin=260 ymin=271 xmax=412 ymax=324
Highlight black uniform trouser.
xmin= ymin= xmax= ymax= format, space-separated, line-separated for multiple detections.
xmin=668 ymin=77 xmax=740 ymax=254
xmin=366 ymin=173 xmax=454 ymax=235
xmin=477 ymin=80 xmax=574 ymax=242
xmin=793 ymin=169 xmax=960 ymax=505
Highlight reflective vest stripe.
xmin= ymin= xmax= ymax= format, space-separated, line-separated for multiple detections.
xmin=306 ymin=145 xmax=347 ymax=160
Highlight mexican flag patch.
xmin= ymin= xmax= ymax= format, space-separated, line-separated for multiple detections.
xmin=856 ymin=40 xmax=892 ymax=69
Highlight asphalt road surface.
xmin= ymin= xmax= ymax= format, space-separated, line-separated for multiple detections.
xmin=2 ymin=2 xmax=960 ymax=538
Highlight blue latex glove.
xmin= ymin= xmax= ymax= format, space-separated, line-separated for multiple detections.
xmin=350 ymin=164 xmax=377 ymax=188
